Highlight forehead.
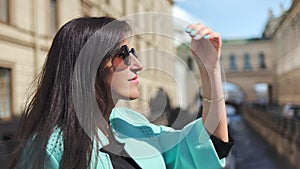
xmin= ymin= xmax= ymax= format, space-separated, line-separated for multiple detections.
xmin=122 ymin=39 xmax=130 ymax=48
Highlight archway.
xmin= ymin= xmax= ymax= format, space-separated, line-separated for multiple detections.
xmin=223 ymin=82 xmax=246 ymax=104
xmin=223 ymin=82 xmax=246 ymax=114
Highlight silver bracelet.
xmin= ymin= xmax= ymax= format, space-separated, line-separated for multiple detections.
xmin=202 ymin=95 xmax=225 ymax=103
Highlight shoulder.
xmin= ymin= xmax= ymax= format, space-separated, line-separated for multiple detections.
xmin=45 ymin=128 xmax=64 ymax=165
xmin=109 ymin=107 xmax=171 ymax=137
xmin=110 ymin=107 xmax=150 ymax=125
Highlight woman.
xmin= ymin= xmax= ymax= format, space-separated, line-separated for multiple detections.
xmin=9 ymin=16 xmax=232 ymax=169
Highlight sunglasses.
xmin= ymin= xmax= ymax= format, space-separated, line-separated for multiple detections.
xmin=112 ymin=45 xmax=138 ymax=70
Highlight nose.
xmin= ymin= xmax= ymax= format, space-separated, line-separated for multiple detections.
xmin=130 ymin=54 xmax=143 ymax=71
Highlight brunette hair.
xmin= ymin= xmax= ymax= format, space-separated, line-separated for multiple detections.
xmin=9 ymin=16 xmax=131 ymax=169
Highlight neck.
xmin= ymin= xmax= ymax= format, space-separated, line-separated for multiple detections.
xmin=100 ymin=95 xmax=116 ymax=140
xmin=104 ymin=94 xmax=117 ymax=121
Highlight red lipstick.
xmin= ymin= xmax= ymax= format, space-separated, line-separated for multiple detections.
xmin=129 ymin=75 xmax=139 ymax=84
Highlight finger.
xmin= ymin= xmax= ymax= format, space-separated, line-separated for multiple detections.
xmin=185 ymin=23 xmax=205 ymax=33
xmin=184 ymin=23 xmax=198 ymax=32
xmin=186 ymin=23 xmax=213 ymax=39
xmin=208 ymin=32 xmax=222 ymax=45
xmin=193 ymin=27 xmax=212 ymax=40
xmin=209 ymin=32 xmax=221 ymax=39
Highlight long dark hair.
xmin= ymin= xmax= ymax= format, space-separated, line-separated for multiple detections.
xmin=9 ymin=16 xmax=131 ymax=169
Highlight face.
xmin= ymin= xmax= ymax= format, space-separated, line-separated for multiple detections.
xmin=103 ymin=40 xmax=143 ymax=101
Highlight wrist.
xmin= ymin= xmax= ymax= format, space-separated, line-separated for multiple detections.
xmin=202 ymin=95 xmax=225 ymax=103
xmin=206 ymin=64 xmax=221 ymax=74
xmin=196 ymin=57 xmax=221 ymax=73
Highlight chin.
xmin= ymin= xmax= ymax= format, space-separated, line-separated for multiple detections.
xmin=129 ymin=92 xmax=140 ymax=100
xmin=116 ymin=91 xmax=139 ymax=100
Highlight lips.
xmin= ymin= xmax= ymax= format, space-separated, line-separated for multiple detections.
xmin=130 ymin=76 xmax=138 ymax=81
xmin=129 ymin=75 xmax=139 ymax=83
xmin=130 ymin=76 xmax=137 ymax=80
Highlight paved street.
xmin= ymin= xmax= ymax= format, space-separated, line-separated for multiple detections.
xmin=227 ymin=114 xmax=295 ymax=169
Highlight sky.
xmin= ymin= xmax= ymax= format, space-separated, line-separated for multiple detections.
xmin=172 ymin=0 xmax=292 ymax=40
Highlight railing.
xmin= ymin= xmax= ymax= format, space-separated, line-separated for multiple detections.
xmin=243 ymin=106 xmax=300 ymax=169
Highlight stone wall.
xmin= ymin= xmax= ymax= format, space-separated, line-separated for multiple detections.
xmin=243 ymin=106 xmax=300 ymax=169
xmin=0 ymin=0 xmax=180 ymax=118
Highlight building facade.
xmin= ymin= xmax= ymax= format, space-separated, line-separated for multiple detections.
xmin=221 ymin=0 xmax=300 ymax=106
xmin=272 ymin=0 xmax=300 ymax=105
xmin=177 ymin=0 xmax=300 ymax=107
xmin=221 ymin=38 xmax=275 ymax=103
xmin=0 ymin=0 xmax=178 ymax=119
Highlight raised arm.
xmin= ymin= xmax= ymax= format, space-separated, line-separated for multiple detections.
xmin=185 ymin=23 xmax=228 ymax=142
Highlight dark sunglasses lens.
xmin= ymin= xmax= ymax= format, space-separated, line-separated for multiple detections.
xmin=112 ymin=45 xmax=138 ymax=70
xmin=131 ymin=48 xmax=137 ymax=58
xmin=122 ymin=45 xmax=130 ymax=57
xmin=123 ymin=54 xmax=131 ymax=65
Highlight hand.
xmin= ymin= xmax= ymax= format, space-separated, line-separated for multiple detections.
xmin=185 ymin=23 xmax=222 ymax=71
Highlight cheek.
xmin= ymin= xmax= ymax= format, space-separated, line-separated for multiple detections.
xmin=110 ymin=72 xmax=129 ymax=96
xmin=111 ymin=75 xmax=126 ymax=92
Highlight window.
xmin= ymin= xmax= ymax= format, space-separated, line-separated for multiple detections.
xmin=229 ymin=54 xmax=237 ymax=71
xmin=254 ymin=83 xmax=268 ymax=105
xmin=0 ymin=0 xmax=9 ymax=23
xmin=259 ymin=52 xmax=266 ymax=69
xmin=244 ymin=53 xmax=252 ymax=71
xmin=0 ymin=68 xmax=11 ymax=119
xmin=50 ymin=0 xmax=58 ymax=33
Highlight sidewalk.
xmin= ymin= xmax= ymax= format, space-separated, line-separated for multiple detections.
xmin=228 ymin=114 xmax=295 ymax=169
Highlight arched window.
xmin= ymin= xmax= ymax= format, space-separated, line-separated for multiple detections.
xmin=259 ymin=52 xmax=266 ymax=69
xmin=244 ymin=53 xmax=252 ymax=71
xmin=229 ymin=54 xmax=237 ymax=71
